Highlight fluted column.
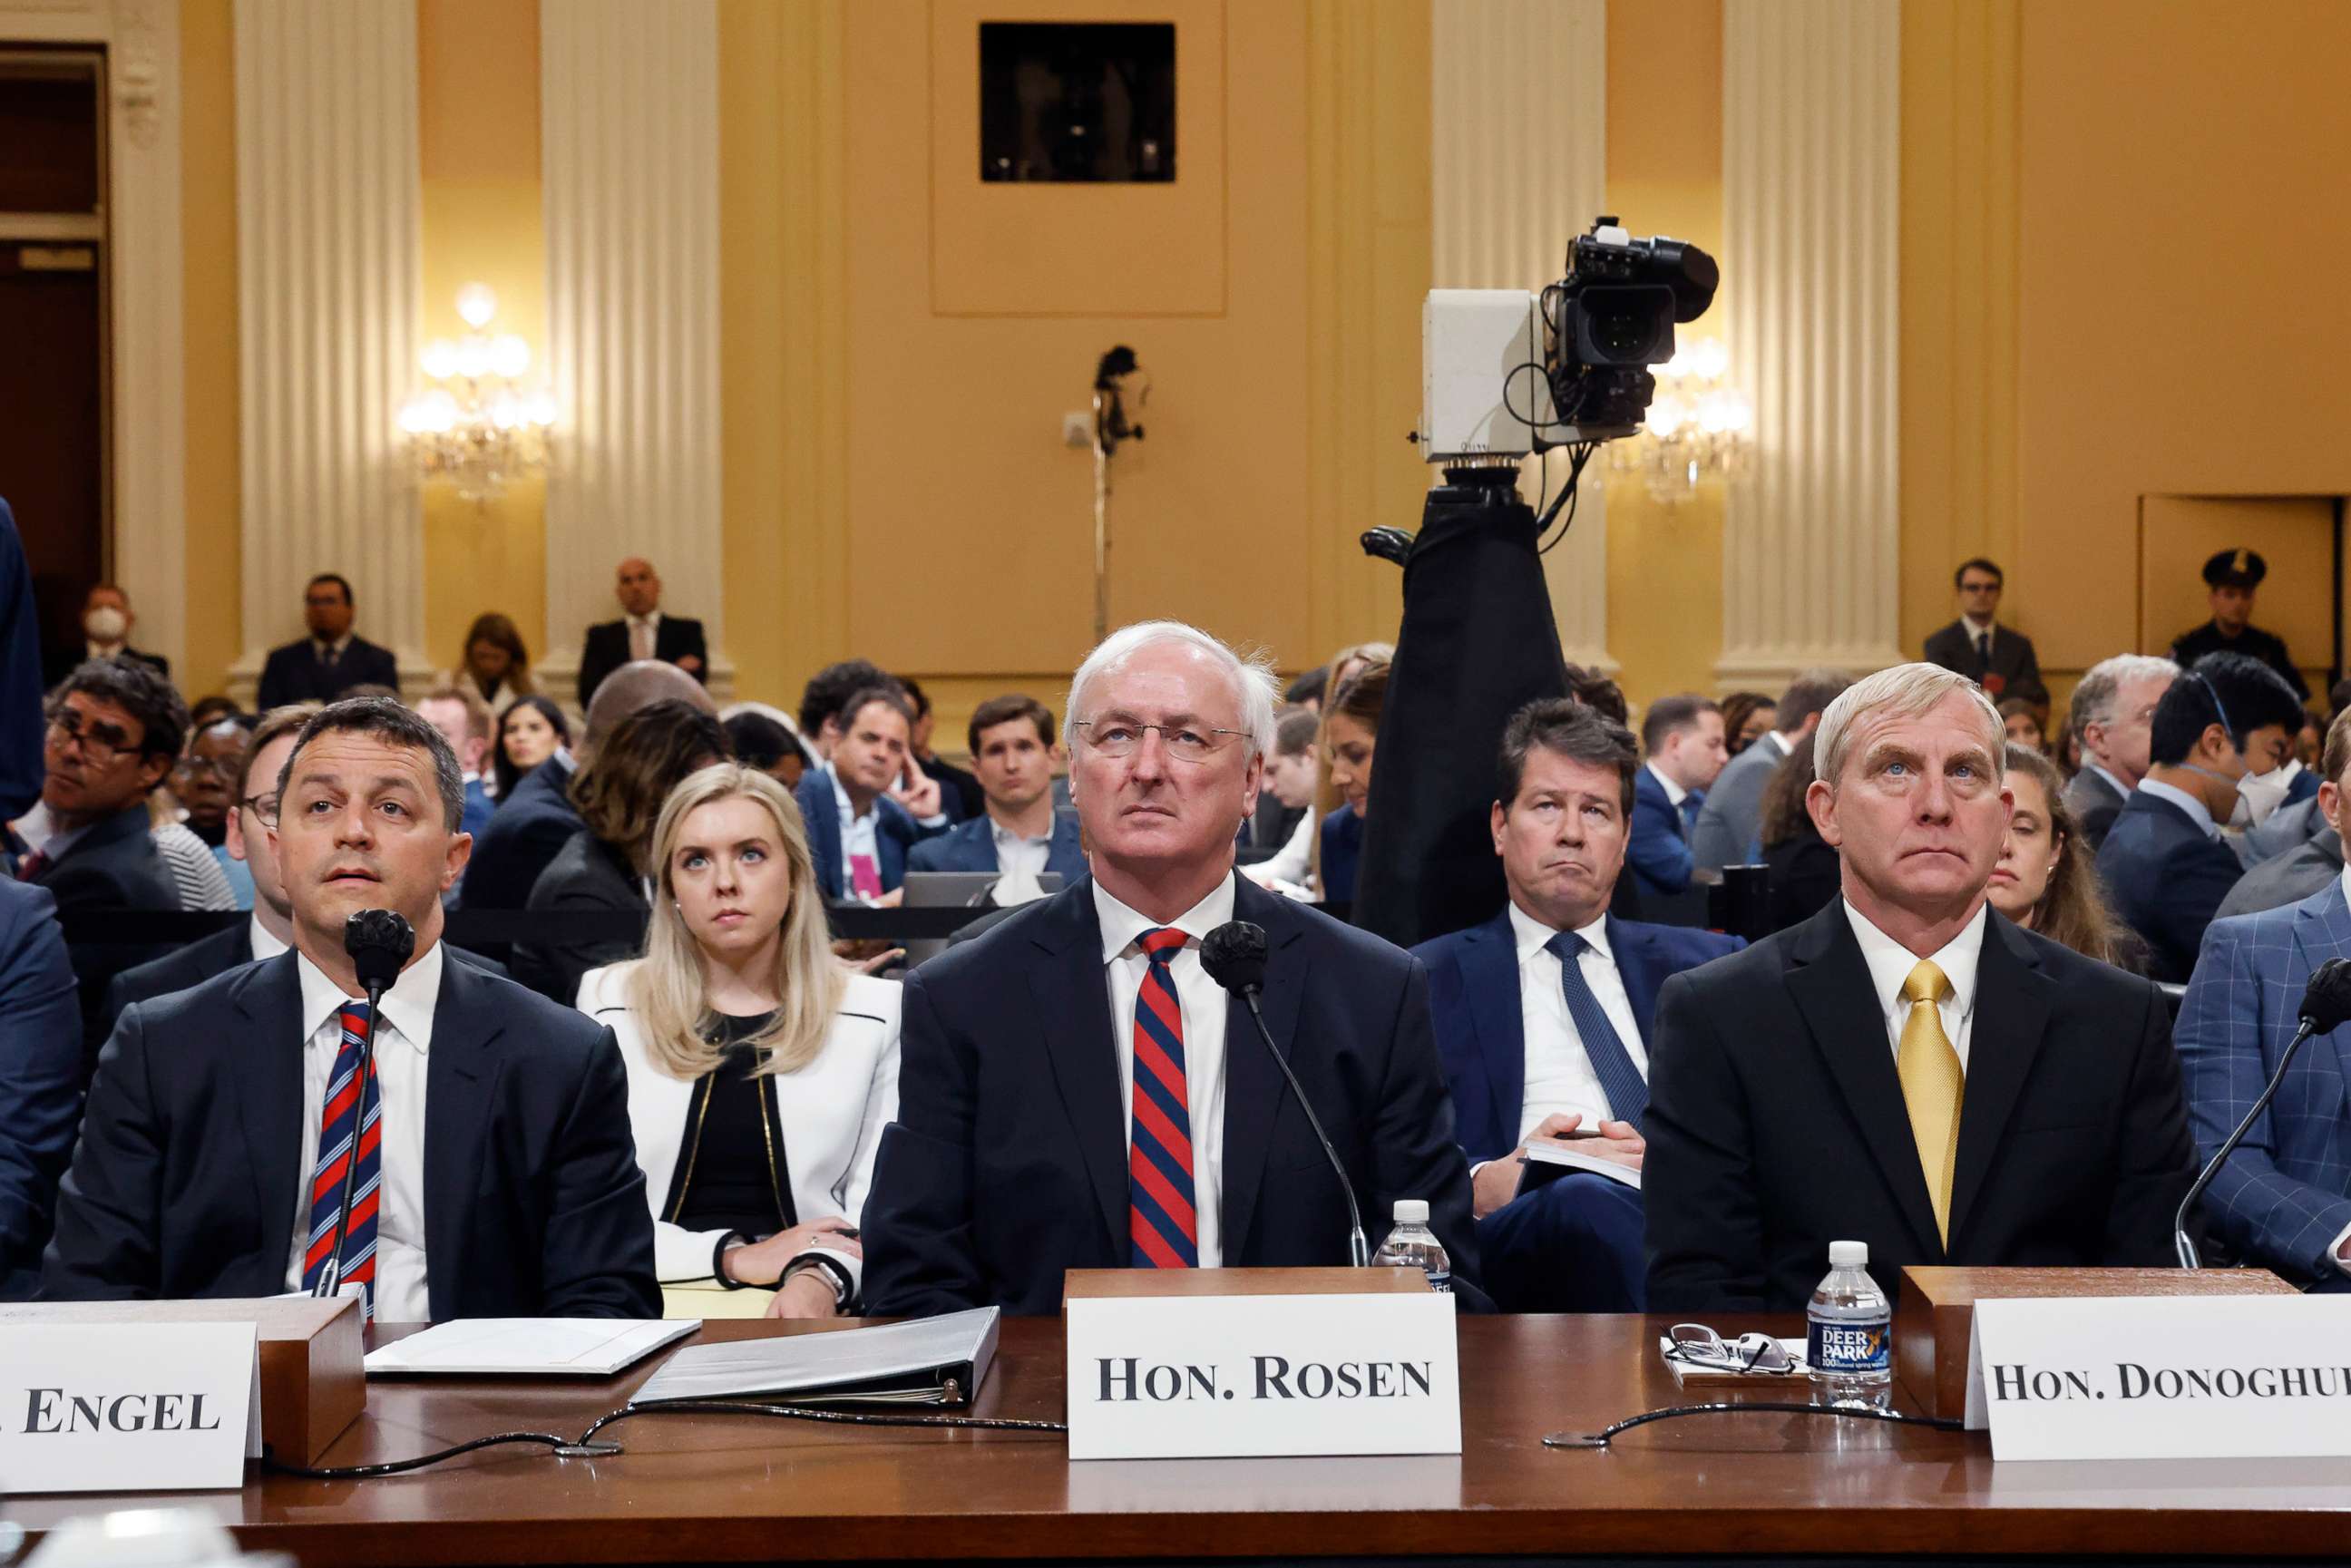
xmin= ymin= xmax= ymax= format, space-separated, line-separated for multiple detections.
xmin=540 ymin=0 xmax=730 ymax=706
xmin=1429 ymin=0 xmax=1612 ymax=669
xmin=230 ymin=0 xmax=424 ymax=701
xmin=1716 ymin=0 xmax=1904 ymax=687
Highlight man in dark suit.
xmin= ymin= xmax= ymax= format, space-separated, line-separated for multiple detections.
xmin=795 ymin=685 xmax=948 ymax=902
xmin=576 ymin=557 xmax=707 ymax=709
xmin=255 ymin=574 xmax=401 ymax=710
xmin=864 ymin=621 xmax=1480 ymax=1316
xmin=21 ymin=659 xmax=188 ymax=1064
xmin=906 ymin=694 xmax=1086 ymax=893
xmin=2099 ymin=652 xmax=2301 ymax=981
xmin=1644 ymin=663 xmax=2199 ymax=1311
xmin=1921 ymin=558 xmax=2048 ymax=709
xmin=1626 ymin=694 xmax=1727 ymax=903
xmin=41 ymin=583 xmax=171 ymax=691
xmin=2177 ymin=713 xmax=2351 ymax=1287
xmin=0 ymin=881 xmax=83 ymax=1298
xmin=42 ymin=696 xmax=657 ymax=1320
xmin=2171 ymin=548 xmax=2308 ymax=701
xmin=462 ymin=659 xmax=713 ymax=911
xmin=1418 ymin=700 xmax=1741 ymax=1311
xmin=2060 ymin=653 xmax=2179 ymax=852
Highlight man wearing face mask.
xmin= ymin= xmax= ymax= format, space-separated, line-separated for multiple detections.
xmin=2098 ymin=653 xmax=2305 ymax=982
xmin=43 ymin=585 xmax=171 ymax=690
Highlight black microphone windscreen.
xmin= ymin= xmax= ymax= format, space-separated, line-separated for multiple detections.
xmin=344 ymin=909 xmax=415 ymax=993
xmin=2300 ymin=958 xmax=2351 ymax=1035
xmin=1200 ymin=920 xmax=1270 ymax=996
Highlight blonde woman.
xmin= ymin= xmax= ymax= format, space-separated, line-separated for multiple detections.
xmin=576 ymin=765 xmax=901 ymax=1320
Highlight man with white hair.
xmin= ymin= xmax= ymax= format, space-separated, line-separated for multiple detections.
xmin=1643 ymin=663 xmax=2198 ymax=1311
xmin=863 ymin=620 xmax=1482 ymax=1315
xmin=2063 ymin=654 xmax=2180 ymax=851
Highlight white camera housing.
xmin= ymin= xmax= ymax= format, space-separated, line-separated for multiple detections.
xmin=1419 ymin=288 xmax=1551 ymax=463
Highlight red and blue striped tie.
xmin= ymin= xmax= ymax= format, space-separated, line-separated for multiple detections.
xmin=1127 ymin=927 xmax=1199 ymax=1269
xmin=301 ymin=1002 xmax=382 ymax=1320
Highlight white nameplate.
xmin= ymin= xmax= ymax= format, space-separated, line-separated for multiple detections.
xmin=1967 ymin=1295 xmax=2351 ymax=1460
xmin=1064 ymin=1290 xmax=1460 ymax=1460
xmin=0 ymin=1322 xmax=260 ymax=1493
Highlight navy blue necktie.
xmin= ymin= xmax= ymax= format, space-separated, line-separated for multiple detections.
xmin=1678 ymin=790 xmax=1704 ymax=839
xmin=1544 ymin=930 xmax=1648 ymax=1133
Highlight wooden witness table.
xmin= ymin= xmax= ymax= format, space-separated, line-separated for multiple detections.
xmin=8 ymin=1314 xmax=2351 ymax=1563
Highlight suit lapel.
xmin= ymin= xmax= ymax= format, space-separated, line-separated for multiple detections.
xmin=1608 ymin=915 xmax=1670 ymax=1049
xmin=229 ymin=954 xmax=307 ymax=1274
xmin=422 ymin=959 xmax=506 ymax=1322
xmin=1460 ymin=911 xmax=1526 ymax=1148
xmin=2291 ymin=882 xmax=2351 ymax=1103
xmin=1782 ymin=904 xmax=1943 ymax=1254
xmin=1947 ymin=916 xmax=2053 ymax=1243
xmin=1221 ymin=877 xmax=1310 ymax=1263
xmin=1025 ymin=886 xmax=1130 ymax=1250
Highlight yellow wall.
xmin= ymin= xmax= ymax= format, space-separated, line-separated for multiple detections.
xmin=416 ymin=0 xmax=548 ymax=678
xmin=1604 ymin=0 xmax=1725 ymax=712
xmin=180 ymin=0 xmax=240 ymax=697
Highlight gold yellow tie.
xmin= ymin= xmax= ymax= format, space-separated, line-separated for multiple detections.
xmin=1897 ymin=959 xmax=1965 ymax=1247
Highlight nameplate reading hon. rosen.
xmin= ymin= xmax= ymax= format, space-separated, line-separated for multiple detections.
xmin=1064 ymin=1290 xmax=1460 ymax=1460
xmin=1967 ymin=1295 xmax=2351 ymax=1461
xmin=0 ymin=1321 xmax=260 ymax=1493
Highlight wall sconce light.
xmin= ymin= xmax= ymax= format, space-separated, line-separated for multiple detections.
xmin=399 ymin=285 xmax=555 ymax=504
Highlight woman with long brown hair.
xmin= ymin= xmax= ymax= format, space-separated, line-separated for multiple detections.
xmin=1988 ymin=744 xmax=2142 ymax=969
xmin=576 ymin=765 xmax=900 ymax=1319
xmin=1305 ymin=640 xmax=1393 ymax=895
xmin=446 ymin=611 xmax=536 ymax=716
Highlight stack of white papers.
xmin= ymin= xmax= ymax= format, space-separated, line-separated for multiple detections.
xmin=365 ymin=1318 xmax=699 ymax=1377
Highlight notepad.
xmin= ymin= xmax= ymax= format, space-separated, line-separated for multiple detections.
xmin=631 ymin=1306 xmax=1000 ymax=1408
xmin=1519 ymin=1141 xmax=1642 ymax=1190
xmin=364 ymin=1318 xmax=699 ymax=1377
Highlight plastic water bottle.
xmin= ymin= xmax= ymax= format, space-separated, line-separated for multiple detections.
xmin=1806 ymin=1240 xmax=1892 ymax=1409
xmin=1371 ymin=1199 xmax=1452 ymax=1293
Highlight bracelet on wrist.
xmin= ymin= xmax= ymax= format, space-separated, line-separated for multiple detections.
xmin=713 ymin=1230 xmax=751 ymax=1290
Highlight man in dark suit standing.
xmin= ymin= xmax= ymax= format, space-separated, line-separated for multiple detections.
xmin=2171 ymin=548 xmax=2308 ymax=701
xmin=1626 ymin=694 xmax=1727 ymax=903
xmin=0 ymin=880 xmax=83 ymax=1298
xmin=42 ymin=583 xmax=171 ymax=690
xmin=906 ymin=694 xmax=1086 ymax=894
xmin=42 ymin=696 xmax=657 ymax=1320
xmin=576 ymin=557 xmax=707 ymax=709
xmin=864 ymin=620 xmax=1480 ymax=1316
xmin=794 ymin=685 xmax=949 ymax=902
xmin=1921 ymin=558 xmax=2047 ymax=709
xmin=255 ymin=574 xmax=402 ymax=710
xmin=2060 ymin=654 xmax=2179 ymax=852
xmin=2099 ymin=652 xmax=2301 ymax=981
xmin=1644 ymin=663 xmax=2200 ymax=1311
xmin=1417 ymin=699 xmax=1741 ymax=1311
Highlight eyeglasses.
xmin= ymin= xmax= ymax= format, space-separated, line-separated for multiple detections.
xmin=173 ymin=754 xmax=239 ymax=783
xmin=46 ymin=710 xmax=140 ymax=766
xmin=1072 ymin=719 xmax=1249 ymax=764
xmin=241 ymin=791 xmax=282 ymax=828
xmin=1663 ymin=1322 xmax=1797 ymax=1375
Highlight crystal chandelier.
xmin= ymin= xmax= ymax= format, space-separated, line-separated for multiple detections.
xmin=1606 ymin=336 xmax=1751 ymax=505
xmin=398 ymin=284 xmax=555 ymax=504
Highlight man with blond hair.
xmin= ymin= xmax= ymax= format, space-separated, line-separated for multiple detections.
xmin=1643 ymin=663 xmax=2199 ymax=1311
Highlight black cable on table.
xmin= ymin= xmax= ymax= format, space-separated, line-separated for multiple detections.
xmin=261 ymin=1430 xmax=577 ymax=1479
xmin=1546 ymin=1400 xmax=1966 ymax=1449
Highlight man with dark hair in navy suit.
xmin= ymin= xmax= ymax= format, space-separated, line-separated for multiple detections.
xmin=255 ymin=574 xmax=401 ymax=710
xmin=1417 ymin=700 xmax=1741 ymax=1311
xmin=906 ymin=694 xmax=1085 ymax=896
xmin=794 ymin=685 xmax=949 ymax=902
xmin=1627 ymin=693 xmax=1727 ymax=902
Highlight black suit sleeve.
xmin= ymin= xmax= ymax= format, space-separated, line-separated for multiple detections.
xmin=39 ymin=1007 xmax=164 ymax=1300
xmin=861 ymin=969 xmax=987 ymax=1317
xmin=536 ymin=1026 xmax=659 ymax=1318
xmin=1367 ymin=959 xmax=1487 ymax=1306
xmin=256 ymin=649 xmax=293 ymax=714
xmin=577 ymin=628 xmax=615 ymax=710
xmin=2151 ymin=842 xmax=2245 ymax=977
xmin=513 ymin=869 xmax=641 ymax=1006
xmin=675 ymin=619 xmax=708 ymax=683
xmin=1642 ymin=969 xmax=1768 ymax=1312
xmin=2102 ymin=977 xmax=2200 ymax=1265
xmin=2010 ymin=637 xmax=2048 ymax=708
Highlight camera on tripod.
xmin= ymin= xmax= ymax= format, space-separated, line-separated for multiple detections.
xmin=1419 ymin=217 xmax=1718 ymax=463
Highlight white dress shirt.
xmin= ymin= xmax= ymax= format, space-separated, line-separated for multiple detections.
xmin=1843 ymin=900 xmax=1985 ymax=1073
xmin=1097 ymin=876 xmax=1234 ymax=1267
xmin=283 ymin=943 xmax=443 ymax=1322
xmin=990 ymin=816 xmax=1054 ymax=903
xmin=1644 ymin=760 xmax=1690 ymax=811
xmin=1756 ymin=728 xmax=1792 ymax=764
xmin=1962 ymin=614 xmax=1995 ymax=656
xmin=1509 ymin=901 xmax=1649 ymax=1138
xmin=249 ymin=912 xmax=289 ymax=960
xmin=827 ymin=765 xmax=883 ymax=897
xmin=627 ymin=610 xmax=662 ymax=662
xmin=2138 ymin=778 xmax=2220 ymax=842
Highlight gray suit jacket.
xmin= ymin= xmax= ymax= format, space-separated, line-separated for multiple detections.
xmin=2245 ymin=795 xmax=2327 ymax=868
xmin=2216 ymin=824 xmax=2344 ymax=921
xmin=1691 ymin=733 xmax=1789 ymax=872
xmin=2062 ymin=766 xmax=2128 ymax=852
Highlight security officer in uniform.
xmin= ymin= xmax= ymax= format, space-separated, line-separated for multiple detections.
xmin=2171 ymin=548 xmax=2308 ymax=701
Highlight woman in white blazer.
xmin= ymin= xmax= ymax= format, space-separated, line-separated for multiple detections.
xmin=576 ymin=763 xmax=900 ymax=1319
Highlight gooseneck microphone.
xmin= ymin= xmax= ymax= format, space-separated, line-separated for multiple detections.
xmin=1200 ymin=920 xmax=1371 ymax=1267
xmin=314 ymin=909 xmax=415 ymax=1303
xmin=2175 ymin=956 xmax=2351 ymax=1269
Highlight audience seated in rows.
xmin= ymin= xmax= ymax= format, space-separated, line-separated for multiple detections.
xmin=444 ymin=611 xmax=537 ymax=718
xmin=1644 ymin=663 xmax=2199 ymax=1310
xmin=906 ymin=694 xmax=1085 ymax=897
xmin=578 ymin=764 xmax=900 ymax=1318
xmin=1627 ymin=694 xmax=1726 ymax=902
xmin=255 ymin=574 xmax=400 ymax=710
xmin=490 ymin=694 xmax=570 ymax=803
xmin=2061 ymin=654 xmax=2180 ymax=852
xmin=794 ymin=685 xmax=948 ymax=904
xmin=1416 ymin=700 xmax=1740 ymax=1312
